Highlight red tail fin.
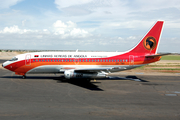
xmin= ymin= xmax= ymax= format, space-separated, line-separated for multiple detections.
xmin=129 ymin=21 xmax=164 ymax=55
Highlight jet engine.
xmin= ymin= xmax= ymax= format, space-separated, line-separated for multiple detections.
xmin=64 ymin=70 xmax=107 ymax=79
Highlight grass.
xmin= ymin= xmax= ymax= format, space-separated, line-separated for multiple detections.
xmin=161 ymin=55 xmax=180 ymax=60
xmin=135 ymin=65 xmax=148 ymax=70
xmin=146 ymin=65 xmax=180 ymax=67
xmin=134 ymin=63 xmax=180 ymax=73
xmin=151 ymin=68 xmax=180 ymax=71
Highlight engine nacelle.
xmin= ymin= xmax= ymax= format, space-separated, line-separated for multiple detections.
xmin=64 ymin=70 xmax=107 ymax=79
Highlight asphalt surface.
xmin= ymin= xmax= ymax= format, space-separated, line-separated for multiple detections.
xmin=0 ymin=61 xmax=180 ymax=120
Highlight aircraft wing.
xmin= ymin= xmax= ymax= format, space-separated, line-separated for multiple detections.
xmin=74 ymin=68 xmax=111 ymax=73
xmin=60 ymin=67 xmax=127 ymax=73
xmin=74 ymin=66 xmax=128 ymax=73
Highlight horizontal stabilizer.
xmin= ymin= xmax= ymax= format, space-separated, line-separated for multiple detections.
xmin=145 ymin=53 xmax=171 ymax=58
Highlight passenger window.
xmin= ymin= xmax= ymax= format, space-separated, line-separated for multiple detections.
xmin=120 ymin=59 xmax=122 ymax=62
xmin=117 ymin=60 xmax=119 ymax=62
xmin=33 ymin=59 xmax=35 ymax=62
xmin=42 ymin=59 xmax=44 ymax=62
xmin=92 ymin=59 xmax=93 ymax=62
xmin=103 ymin=60 xmax=105 ymax=62
xmin=115 ymin=59 xmax=116 ymax=62
xmin=123 ymin=59 xmax=125 ymax=62
xmin=126 ymin=59 xmax=128 ymax=62
xmin=112 ymin=59 xmax=113 ymax=62
xmin=39 ymin=59 xmax=41 ymax=62
xmin=79 ymin=59 xmax=81 ymax=62
xmin=45 ymin=59 xmax=47 ymax=62
xmin=62 ymin=59 xmax=63 ymax=62
xmin=109 ymin=59 xmax=111 ymax=62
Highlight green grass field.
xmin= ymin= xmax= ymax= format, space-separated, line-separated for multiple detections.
xmin=161 ymin=55 xmax=180 ymax=60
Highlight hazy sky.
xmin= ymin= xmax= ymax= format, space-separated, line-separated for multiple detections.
xmin=0 ymin=0 xmax=180 ymax=53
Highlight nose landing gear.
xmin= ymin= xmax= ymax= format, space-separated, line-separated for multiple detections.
xmin=22 ymin=75 xmax=26 ymax=79
xmin=15 ymin=72 xmax=26 ymax=79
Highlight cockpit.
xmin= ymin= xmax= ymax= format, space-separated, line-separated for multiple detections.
xmin=9 ymin=57 xmax=18 ymax=61
xmin=2 ymin=56 xmax=19 ymax=68
xmin=2 ymin=56 xmax=18 ymax=68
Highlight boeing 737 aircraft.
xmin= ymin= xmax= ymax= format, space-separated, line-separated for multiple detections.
xmin=2 ymin=21 xmax=167 ymax=79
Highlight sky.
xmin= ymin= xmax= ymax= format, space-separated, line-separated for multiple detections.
xmin=0 ymin=0 xmax=180 ymax=53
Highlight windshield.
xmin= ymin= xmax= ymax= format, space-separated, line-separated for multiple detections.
xmin=9 ymin=57 xmax=18 ymax=61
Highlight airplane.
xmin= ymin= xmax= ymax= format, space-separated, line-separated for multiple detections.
xmin=2 ymin=21 xmax=168 ymax=80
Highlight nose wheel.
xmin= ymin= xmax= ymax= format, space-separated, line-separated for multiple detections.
xmin=22 ymin=75 xmax=26 ymax=79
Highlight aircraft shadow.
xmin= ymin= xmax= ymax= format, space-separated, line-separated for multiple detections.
xmin=1 ymin=75 xmax=104 ymax=91
xmin=54 ymin=76 xmax=104 ymax=91
xmin=103 ymin=75 xmax=149 ymax=82
xmin=1 ymin=75 xmax=148 ymax=91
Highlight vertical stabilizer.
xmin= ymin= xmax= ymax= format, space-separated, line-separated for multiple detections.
xmin=129 ymin=21 xmax=164 ymax=55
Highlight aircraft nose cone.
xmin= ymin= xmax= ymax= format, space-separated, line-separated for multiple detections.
xmin=2 ymin=63 xmax=5 ymax=68
xmin=2 ymin=61 xmax=8 ymax=68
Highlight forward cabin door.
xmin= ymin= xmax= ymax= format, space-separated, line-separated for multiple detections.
xmin=25 ymin=54 xmax=31 ymax=66
xmin=129 ymin=55 xmax=134 ymax=66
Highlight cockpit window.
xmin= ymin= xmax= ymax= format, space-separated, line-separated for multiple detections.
xmin=9 ymin=57 xmax=18 ymax=61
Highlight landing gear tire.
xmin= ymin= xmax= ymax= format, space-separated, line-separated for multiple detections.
xmin=22 ymin=75 xmax=26 ymax=79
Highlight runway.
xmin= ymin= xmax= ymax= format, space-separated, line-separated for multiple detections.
xmin=0 ymin=69 xmax=180 ymax=119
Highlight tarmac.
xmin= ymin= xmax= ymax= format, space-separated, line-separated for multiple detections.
xmin=0 ymin=59 xmax=180 ymax=120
